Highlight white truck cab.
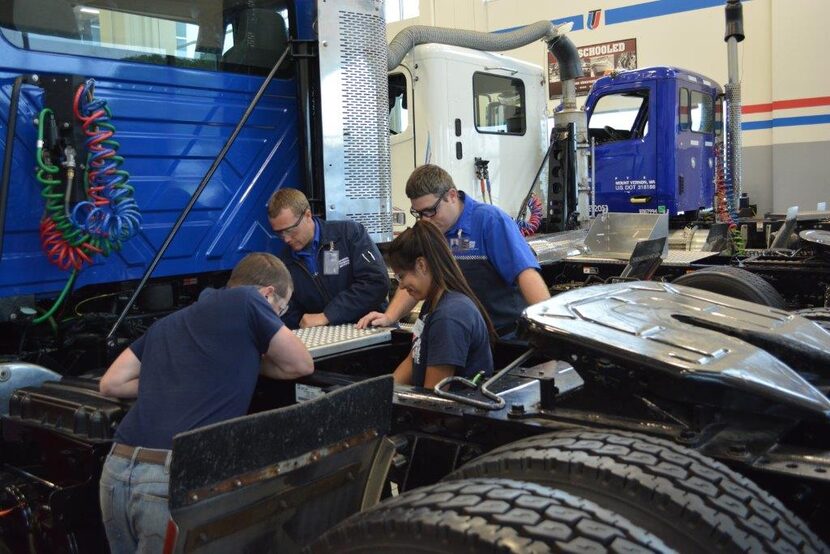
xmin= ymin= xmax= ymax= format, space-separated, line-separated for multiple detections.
xmin=389 ymin=44 xmax=548 ymax=232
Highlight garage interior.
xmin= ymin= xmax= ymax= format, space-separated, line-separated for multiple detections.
xmin=0 ymin=0 xmax=829 ymax=552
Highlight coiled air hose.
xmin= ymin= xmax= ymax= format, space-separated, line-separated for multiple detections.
xmin=33 ymin=79 xmax=139 ymax=324
xmin=517 ymin=193 xmax=543 ymax=236
xmin=714 ymin=140 xmax=743 ymax=253
xmin=71 ymin=79 xmax=140 ymax=245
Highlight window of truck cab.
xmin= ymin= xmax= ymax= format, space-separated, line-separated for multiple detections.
xmin=388 ymin=72 xmax=409 ymax=135
xmin=588 ymin=90 xmax=649 ymax=143
xmin=473 ymin=72 xmax=526 ymax=135
xmin=0 ymin=0 xmax=293 ymax=77
xmin=679 ymin=87 xmax=714 ymax=134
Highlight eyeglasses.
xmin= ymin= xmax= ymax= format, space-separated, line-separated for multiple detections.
xmin=272 ymin=210 xmax=306 ymax=237
xmin=410 ymin=192 xmax=446 ymax=220
xmin=268 ymin=295 xmax=289 ymax=317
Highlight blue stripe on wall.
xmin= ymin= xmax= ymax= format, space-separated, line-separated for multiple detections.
xmin=496 ymin=0 xmax=754 ymax=33
xmin=743 ymin=114 xmax=830 ymax=131
xmin=744 ymin=120 xmax=773 ymax=130
xmin=605 ymin=0 xmax=735 ymax=25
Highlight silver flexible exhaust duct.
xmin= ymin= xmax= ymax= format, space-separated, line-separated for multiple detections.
xmin=387 ymin=21 xmax=582 ymax=106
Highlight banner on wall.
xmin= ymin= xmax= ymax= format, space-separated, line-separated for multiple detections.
xmin=548 ymin=38 xmax=637 ymax=98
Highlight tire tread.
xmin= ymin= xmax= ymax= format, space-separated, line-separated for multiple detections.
xmin=308 ymin=478 xmax=671 ymax=553
xmin=449 ymin=430 xmax=827 ymax=553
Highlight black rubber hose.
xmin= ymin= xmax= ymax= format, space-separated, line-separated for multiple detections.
xmin=0 ymin=75 xmax=28 ymax=261
xmin=725 ymin=0 xmax=744 ymax=42
xmin=547 ymin=34 xmax=582 ymax=82
xmin=106 ymin=44 xmax=293 ymax=343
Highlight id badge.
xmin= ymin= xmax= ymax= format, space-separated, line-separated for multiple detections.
xmin=411 ymin=318 xmax=424 ymax=364
xmin=450 ymin=229 xmax=469 ymax=253
xmin=412 ymin=318 xmax=424 ymax=339
xmin=323 ymin=249 xmax=340 ymax=275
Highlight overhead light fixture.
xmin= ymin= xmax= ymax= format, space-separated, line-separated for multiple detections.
xmin=79 ymin=7 xmax=101 ymax=15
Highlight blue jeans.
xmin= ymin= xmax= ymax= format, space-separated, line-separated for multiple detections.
xmin=99 ymin=445 xmax=172 ymax=554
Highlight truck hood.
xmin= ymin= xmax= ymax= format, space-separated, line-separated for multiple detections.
xmin=522 ymin=281 xmax=830 ymax=417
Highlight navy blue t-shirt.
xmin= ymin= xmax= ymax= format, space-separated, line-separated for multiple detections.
xmin=410 ymin=290 xmax=493 ymax=388
xmin=114 ymin=286 xmax=283 ymax=449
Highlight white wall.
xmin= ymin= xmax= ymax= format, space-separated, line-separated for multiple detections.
xmin=387 ymin=0 xmax=830 ymax=214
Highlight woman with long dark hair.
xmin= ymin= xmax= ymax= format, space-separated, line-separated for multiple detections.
xmin=387 ymin=221 xmax=496 ymax=389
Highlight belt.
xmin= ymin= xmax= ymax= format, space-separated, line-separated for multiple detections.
xmin=112 ymin=443 xmax=170 ymax=466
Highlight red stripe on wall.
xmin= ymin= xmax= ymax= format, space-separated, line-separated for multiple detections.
xmin=743 ymin=96 xmax=830 ymax=114
xmin=743 ymin=103 xmax=773 ymax=114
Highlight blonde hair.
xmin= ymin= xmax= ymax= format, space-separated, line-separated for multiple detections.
xmin=267 ymin=188 xmax=310 ymax=219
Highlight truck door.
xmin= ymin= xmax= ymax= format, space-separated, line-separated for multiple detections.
xmin=389 ymin=71 xmax=415 ymax=233
xmin=587 ymin=85 xmax=656 ymax=214
xmin=0 ymin=1 xmax=298 ymax=298
xmin=676 ymin=86 xmax=716 ymax=214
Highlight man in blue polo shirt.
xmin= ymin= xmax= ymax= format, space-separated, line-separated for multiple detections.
xmin=268 ymin=188 xmax=388 ymax=329
xmin=358 ymin=164 xmax=549 ymax=335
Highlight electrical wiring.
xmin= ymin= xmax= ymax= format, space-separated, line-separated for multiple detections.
xmin=73 ymin=290 xmax=124 ymax=316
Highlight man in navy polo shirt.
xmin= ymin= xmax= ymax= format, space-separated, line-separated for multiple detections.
xmin=358 ymin=164 xmax=549 ymax=335
xmin=267 ymin=188 xmax=388 ymax=329
xmin=98 ymin=252 xmax=313 ymax=553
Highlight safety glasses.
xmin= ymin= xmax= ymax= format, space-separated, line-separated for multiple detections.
xmin=409 ymin=192 xmax=446 ymax=220
xmin=273 ymin=210 xmax=306 ymax=237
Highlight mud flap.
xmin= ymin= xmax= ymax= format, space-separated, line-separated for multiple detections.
xmin=165 ymin=376 xmax=394 ymax=553
xmin=618 ymin=236 xmax=665 ymax=279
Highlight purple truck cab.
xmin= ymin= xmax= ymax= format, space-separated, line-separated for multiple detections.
xmin=586 ymin=66 xmax=722 ymax=217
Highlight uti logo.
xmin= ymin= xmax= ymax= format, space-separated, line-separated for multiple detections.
xmin=587 ymin=9 xmax=602 ymax=29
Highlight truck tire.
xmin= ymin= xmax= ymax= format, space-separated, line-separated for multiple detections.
xmin=308 ymin=478 xmax=671 ymax=553
xmin=671 ymin=266 xmax=786 ymax=308
xmin=448 ymin=431 xmax=827 ymax=554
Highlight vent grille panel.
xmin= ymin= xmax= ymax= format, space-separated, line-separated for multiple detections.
xmin=318 ymin=1 xmax=391 ymax=241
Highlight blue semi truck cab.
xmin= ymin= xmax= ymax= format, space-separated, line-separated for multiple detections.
xmin=585 ymin=67 xmax=722 ymax=218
